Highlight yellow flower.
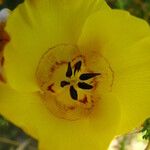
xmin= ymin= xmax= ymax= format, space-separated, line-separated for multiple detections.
xmin=0 ymin=0 xmax=150 ymax=149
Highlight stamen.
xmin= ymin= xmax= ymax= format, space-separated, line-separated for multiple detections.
xmin=78 ymin=82 xmax=93 ymax=90
xmin=66 ymin=62 xmax=72 ymax=78
xmin=74 ymin=61 xmax=82 ymax=75
xmin=60 ymin=81 xmax=70 ymax=87
xmin=70 ymin=86 xmax=78 ymax=100
xmin=79 ymin=73 xmax=101 ymax=80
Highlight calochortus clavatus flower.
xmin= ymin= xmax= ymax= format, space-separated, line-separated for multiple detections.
xmin=0 ymin=0 xmax=150 ymax=149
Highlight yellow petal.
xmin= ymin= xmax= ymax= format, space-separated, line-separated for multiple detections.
xmin=78 ymin=10 xmax=150 ymax=52
xmin=111 ymin=37 xmax=150 ymax=134
xmin=0 ymin=83 xmax=120 ymax=150
xmin=4 ymin=0 xmax=109 ymax=92
xmin=78 ymin=10 xmax=150 ymax=134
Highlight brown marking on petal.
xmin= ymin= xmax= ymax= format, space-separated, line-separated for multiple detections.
xmin=1 ymin=57 xmax=4 ymax=66
xmin=79 ymin=96 xmax=88 ymax=104
xmin=0 ymin=74 xmax=4 ymax=82
xmin=50 ymin=61 xmax=67 ymax=74
xmin=108 ymin=63 xmax=114 ymax=90
xmin=90 ymin=98 xmax=95 ymax=108
xmin=68 ymin=106 xmax=75 ymax=110
xmin=92 ymin=77 xmax=99 ymax=91
xmin=101 ymin=55 xmax=114 ymax=90
xmin=47 ymin=83 xmax=55 ymax=93
xmin=72 ymin=55 xmax=86 ymax=65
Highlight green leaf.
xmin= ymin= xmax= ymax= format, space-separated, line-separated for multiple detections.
xmin=141 ymin=118 xmax=150 ymax=140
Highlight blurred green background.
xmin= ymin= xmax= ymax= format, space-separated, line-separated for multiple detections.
xmin=107 ymin=0 xmax=150 ymax=23
xmin=0 ymin=0 xmax=150 ymax=150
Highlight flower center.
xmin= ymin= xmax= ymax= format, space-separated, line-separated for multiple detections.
xmin=60 ymin=60 xmax=101 ymax=101
xmin=36 ymin=44 xmax=113 ymax=120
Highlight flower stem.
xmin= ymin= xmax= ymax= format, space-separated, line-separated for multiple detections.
xmin=0 ymin=136 xmax=19 ymax=146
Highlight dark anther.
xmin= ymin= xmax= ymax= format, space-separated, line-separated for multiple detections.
xmin=70 ymin=86 xmax=78 ymax=100
xmin=74 ymin=61 xmax=82 ymax=75
xmin=66 ymin=62 xmax=72 ymax=78
xmin=79 ymin=73 xmax=101 ymax=80
xmin=78 ymin=82 xmax=93 ymax=90
xmin=60 ymin=81 xmax=70 ymax=87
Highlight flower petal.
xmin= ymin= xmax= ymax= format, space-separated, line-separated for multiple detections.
xmin=0 ymin=83 xmax=120 ymax=150
xmin=111 ymin=37 xmax=150 ymax=134
xmin=78 ymin=10 xmax=150 ymax=134
xmin=4 ymin=0 xmax=109 ymax=92
xmin=39 ymin=93 xmax=120 ymax=150
xmin=78 ymin=10 xmax=150 ymax=52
